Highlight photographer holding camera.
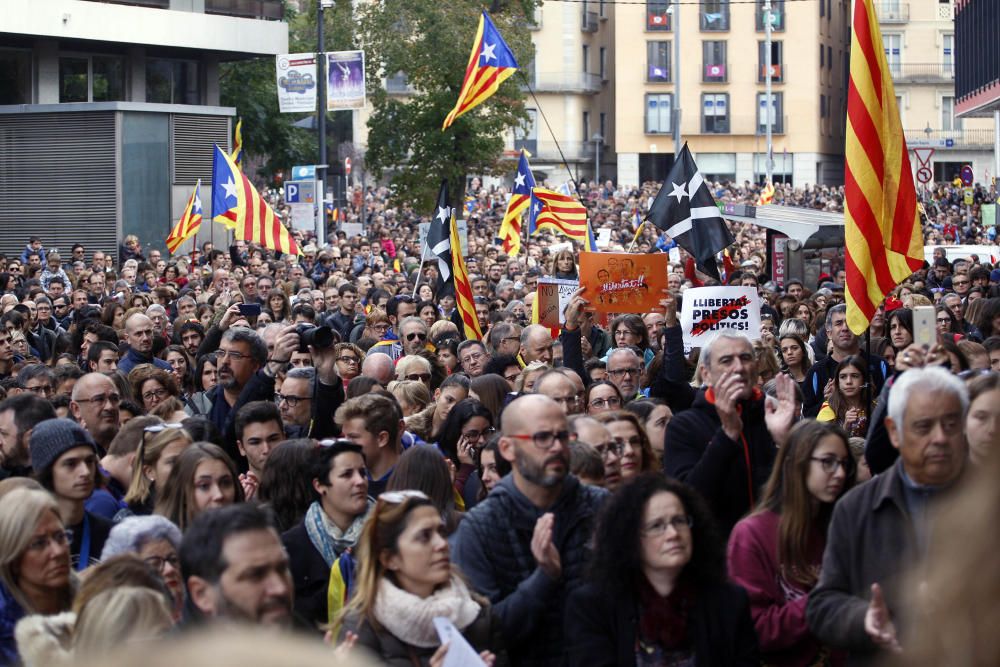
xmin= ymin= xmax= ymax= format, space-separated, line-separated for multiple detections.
xmin=276 ymin=325 xmax=346 ymax=440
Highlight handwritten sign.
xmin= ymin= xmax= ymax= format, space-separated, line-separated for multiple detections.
xmin=680 ymin=286 xmax=761 ymax=347
xmin=578 ymin=251 xmax=668 ymax=314
xmin=536 ymin=277 xmax=579 ymax=328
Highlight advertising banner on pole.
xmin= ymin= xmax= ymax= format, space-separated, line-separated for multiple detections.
xmin=275 ymin=53 xmax=317 ymax=113
xmin=680 ymin=286 xmax=762 ymax=347
xmin=327 ymin=50 xmax=366 ymax=110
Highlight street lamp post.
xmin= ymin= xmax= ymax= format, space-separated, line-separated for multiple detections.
xmin=592 ymin=133 xmax=604 ymax=184
xmin=317 ymin=0 xmax=334 ymax=242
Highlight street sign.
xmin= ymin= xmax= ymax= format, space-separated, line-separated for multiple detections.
xmin=964 ymin=187 xmax=974 ymax=206
xmin=284 ymin=180 xmax=315 ymax=204
xmin=291 ymin=165 xmax=316 ymax=179
xmin=916 ymin=167 xmax=933 ymax=184
xmin=961 ymin=164 xmax=974 ymax=186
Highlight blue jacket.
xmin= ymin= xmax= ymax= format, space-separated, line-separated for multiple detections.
xmin=451 ymin=474 xmax=608 ymax=667
xmin=117 ymin=347 xmax=173 ymax=376
xmin=0 ymin=583 xmax=24 ymax=666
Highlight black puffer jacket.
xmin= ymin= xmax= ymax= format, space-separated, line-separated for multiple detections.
xmin=450 ymin=474 xmax=608 ymax=667
xmin=663 ymin=388 xmax=777 ymax=536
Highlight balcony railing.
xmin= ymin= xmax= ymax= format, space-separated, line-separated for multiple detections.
xmin=876 ymin=2 xmax=909 ymax=23
xmin=888 ymin=63 xmax=954 ymax=82
xmin=526 ymin=71 xmax=602 ymax=94
xmin=582 ymin=10 xmax=599 ymax=32
xmin=905 ymin=128 xmax=995 ymax=149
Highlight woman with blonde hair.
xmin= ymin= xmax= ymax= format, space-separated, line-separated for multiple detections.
xmin=73 ymin=586 xmax=172 ymax=659
xmin=124 ymin=421 xmax=192 ymax=515
xmin=363 ymin=308 xmax=391 ymax=343
xmin=336 ymin=491 xmax=505 ymax=665
xmin=516 ymin=361 xmax=550 ymax=393
xmin=388 ymin=380 xmax=431 ymax=417
xmin=0 ymin=489 xmax=75 ymax=664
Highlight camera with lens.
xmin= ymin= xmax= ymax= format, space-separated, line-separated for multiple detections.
xmin=295 ymin=324 xmax=334 ymax=353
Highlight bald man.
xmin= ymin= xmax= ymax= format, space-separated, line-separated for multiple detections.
xmin=533 ymin=370 xmax=582 ymax=415
xmin=519 ymin=324 xmax=554 ymax=366
xmin=70 ymin=373 xmax=121 ymax=452
xmin=451 ymin=394 xmax=608 ymax=666
xmin=361 ymin=353 xmax=394 ymax=386
xmin=118 ymin=313 xmax=173 ymax=375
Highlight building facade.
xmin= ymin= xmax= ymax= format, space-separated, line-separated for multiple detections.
xmin=0 ymin=0 xmax=287 ymax=258
xmin=887 ymin=0 xmax=994 ymax=185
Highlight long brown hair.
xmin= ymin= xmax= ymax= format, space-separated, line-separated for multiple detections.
xmin=153 ymin=442 xmax=244 ymax=531
xmin=338 ymin=493 xmax=441 ymax=630
xmin=594 ymin=410 xmax=657 ymax=472
xmin=827 ymin=355 xmax=869 ymax=423
xmin=756 ymin=420 xmax=855 ymax=589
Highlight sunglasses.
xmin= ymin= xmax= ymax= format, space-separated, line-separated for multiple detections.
xmin=406 ymin=373 xmax=431 ymax=382
xmin=405 ymin=332 xmax=427 ymax=342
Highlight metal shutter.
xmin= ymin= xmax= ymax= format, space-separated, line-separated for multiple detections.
xmin=0 ymin=112 xmax=118 ymax=260
xmin=171 ymin=114 xmax=230 ymax=185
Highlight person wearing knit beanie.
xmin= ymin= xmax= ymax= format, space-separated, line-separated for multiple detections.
xmin=30 ymin=419 xmax=113 ymax=570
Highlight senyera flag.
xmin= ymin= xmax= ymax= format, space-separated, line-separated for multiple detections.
xmin=529 ymin=187 xmax=597 ymax=251
xmin=844 ymin=0 xmax=922 ymax=334
xmin=442 ymin=11 xmax=519 ymax=130
xmin=211 ymin=144 xmax=299 ymax=256
xmin=166 ymin=180 xmax=203 ymax=255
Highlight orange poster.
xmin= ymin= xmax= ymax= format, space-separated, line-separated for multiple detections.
xmin=578 ymin=251 xmax=668 ymax=314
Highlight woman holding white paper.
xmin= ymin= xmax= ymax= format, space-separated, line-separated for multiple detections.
xmin=336 ymin=490 xmax=506 ymax=666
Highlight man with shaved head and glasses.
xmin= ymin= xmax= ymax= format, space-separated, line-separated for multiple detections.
xmin=452 ymin=394 xmax=608 ymax=666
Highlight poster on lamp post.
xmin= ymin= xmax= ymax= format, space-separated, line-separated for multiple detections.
xmin=327 ymin=50 xmax=366 ymax=110
xmin=275 ymin=53 xmax=317 ymax=113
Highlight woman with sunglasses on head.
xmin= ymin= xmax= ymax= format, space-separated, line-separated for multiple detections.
xmin=283 ymin=440 xmax=373 ymax=631
xmin=336 ymin=490 xmax=506 ymax=666
xmin=727 ymin=420 xmax=854 ymax=667
xmin=123 ymin=419 xmax=193 ymax=516
xmin=566 ymin=474 xmax=758 ymax=666
xmin=432 ymin=399 xmax=495 ymax=511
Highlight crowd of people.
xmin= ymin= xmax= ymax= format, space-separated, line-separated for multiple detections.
xmin=0 ymin=172 xmax=998 ymax=667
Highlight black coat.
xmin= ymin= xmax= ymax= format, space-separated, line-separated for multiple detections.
xmin=281 ymin=522 xmax=331 ymax=632
xmin=663 ymin=389 xmax=777 ymax=536
xmin=565 ymin=580 xmax=760 ymax=666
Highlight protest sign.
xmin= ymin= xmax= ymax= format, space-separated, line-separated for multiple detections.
xmin=536 ymin=277 xmax=579 ymax=328
xmin=680 ymin=286 xmax=761 ymax=347
xmin=326 ymin=50 xmax=366 ymax=109
xmin=578 ymin=251 xmax=668 ymax=314
xmin=275 ymin=53 xmax=317 ymax=113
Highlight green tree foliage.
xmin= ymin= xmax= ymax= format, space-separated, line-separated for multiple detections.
xmin=357 ymin=0 xmax=537 ymax=211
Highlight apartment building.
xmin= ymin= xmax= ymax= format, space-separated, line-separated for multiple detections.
xmin=612 ymin=0 xmax=849 ymax=188
xmin=0 ymin=0 xmax=287 ymax=257
xmin=887 ymin=0 xmax=994 ymax=184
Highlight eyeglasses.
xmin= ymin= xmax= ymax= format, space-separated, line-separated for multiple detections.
xmin=337 ymin=356 xmax=359 ymax=365
xmin=592 ymin=440 xmax=625 ymax=458
xmin=614 ymin=329 xmax=637 ymax=338
xmin=218 ymin=349 xmax=249 ymax=362
xmin=508 ymin=429 xmax=571 ymax=450
xmin=381 ymin=489 xmax=428 ymax=504
xmin=25 ymin=384 xmax=54 ymax=396
xmin=936 ymin=317 xmax=952 ymax=325
xmin=406 ymin=373 xmax=432 ymax=383
xmin=811 ymin=456 xmax=850 ymax=474
xmin=405 ymin=332 xmax=427 ymax=342
xmin=144 ymin=423 xmax=184 ymax=433
xmin=75 ymin=392 xmax=121 ymax=406
xmin=607 ymin=366 xmax=641 ymax=378
xmin=641 ymin=515 xmax=693 ymax=537
xmin=589 ymin=396 xmax=621 ymax=409
xmin=142 ymin=388 xmax=169 ymax=402
xmin=27 ymin=529 xmax=73 ymax=552
xmin=371 ymin=324 xmax=390 ymax=333
xmin=144 ymin=554 xmax=180 ymax=572
xmin=275 ymin=392 xmax=311 ymax=407
xmin=462 ymin=427 xmax=496 ymax=441
xmin=462 ymin=352 xmax=485 ymax=365
xmin=953 ymin=279 xmax=970 ymax=286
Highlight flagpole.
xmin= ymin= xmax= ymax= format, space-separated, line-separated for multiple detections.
xmin=412 ymin=240 xmax=428 ymax=299
xmin=627 ymin=221 xmax=645 ymax=253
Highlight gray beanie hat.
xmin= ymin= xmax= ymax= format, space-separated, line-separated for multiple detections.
xmin=30 ymin=418 xmax=97 ymax=474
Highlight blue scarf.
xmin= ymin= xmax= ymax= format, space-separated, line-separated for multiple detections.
xmin=304 ymin=499 xmax=372 ymax=567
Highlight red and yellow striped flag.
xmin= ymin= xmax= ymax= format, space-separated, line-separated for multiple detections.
xmin=452 ymin=213 xmax=483 ymax=341
xmin=756 ymin=180 xmax=775 ymax=205
xmin=844 ymin=0 xmax=923 ymax=334
xmin=166 ymin=180 xmax=203 ymax=255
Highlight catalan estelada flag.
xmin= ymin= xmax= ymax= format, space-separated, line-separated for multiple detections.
xmin=166 ymin=180 xmax=202 ymax=255
xmin=211 ymin=144 xmax=299 ymax=256
xmin=498 ymin=150 xmax=534 ymax=256
xmin=232 ymin=118 xmax=243 ymax=170
xmin=426 ymin=180 xmax=482 ymax=339
xmin=528 ymin=187 xmax=597 ymax=251
xmin=844 ymin=0 xmax=922 ymax=334
xmin=442 ymin=12 xmax=519 ymax=130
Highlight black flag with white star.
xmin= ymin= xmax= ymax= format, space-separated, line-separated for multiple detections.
xmin=425 ymin=180 xmax=455 ymax=297
xmin=646 ymin=143 xmax=734 ymax=280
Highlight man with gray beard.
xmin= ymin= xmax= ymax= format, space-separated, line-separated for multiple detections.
xmin=451 ymin=394 xmax=608 ymax=667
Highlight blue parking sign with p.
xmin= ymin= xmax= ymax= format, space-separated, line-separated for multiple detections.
xmin=285 ymin=182 xmax=300 ymax=203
